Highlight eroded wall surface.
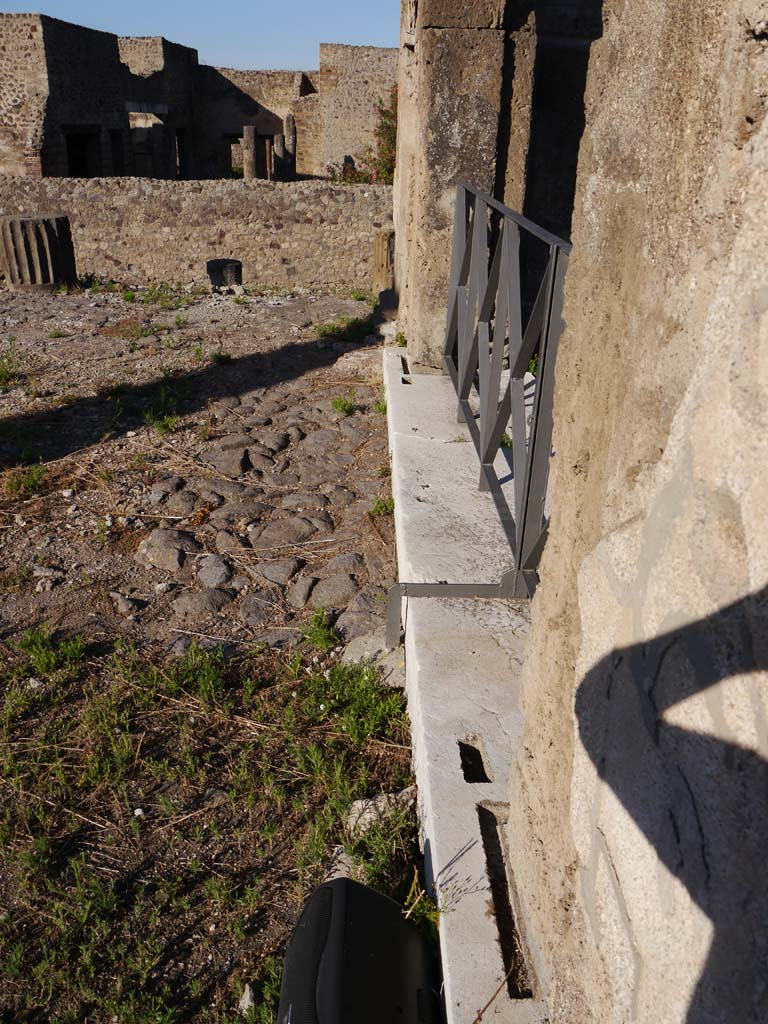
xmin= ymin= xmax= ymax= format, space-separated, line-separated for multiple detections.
xmin=509 ymin=3 xmax=768 ymax=1021
xmin=0 ymin=178 xmax=391 ymax=291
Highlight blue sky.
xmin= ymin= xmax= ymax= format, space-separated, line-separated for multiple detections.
xmin=3 ymin=1 xmax=400 ymax=69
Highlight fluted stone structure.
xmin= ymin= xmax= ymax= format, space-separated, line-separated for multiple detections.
xmin=0 ymin=214 xmax=77 ymax=290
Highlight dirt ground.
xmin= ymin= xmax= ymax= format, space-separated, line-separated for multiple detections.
xmin=0 ymin=283 xmax=416 ymax=1023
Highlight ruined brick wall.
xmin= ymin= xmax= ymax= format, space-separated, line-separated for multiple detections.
xmin=507 ymin=2 xmax=768 ymax=1022
xmin=317 ymin=44 xmax=398 ymax=175
xmin=0 ymin=177 xmax=391 ymax=290
xmin=0 ymin=14 xmax=49 ymax=176
xmin=38 ymin=16 xmax=132 ymax=177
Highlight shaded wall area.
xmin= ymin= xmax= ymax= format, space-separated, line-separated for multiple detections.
xmin=509 ymin=2 xmax=768 ymax=1021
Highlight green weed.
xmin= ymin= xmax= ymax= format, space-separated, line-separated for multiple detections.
xmin=370 ymin=496 xmax=394 ymax=517
xmin=350 ymin=288 xmax=378 ymax=309
xmin=16 ymin=625 xmax=85 ymax=677
xmin=303 ymin=609 xmax=340 ymax=652
xmin=0 ymin=337 xmax=20 ymax=386
xmin=331 ymin=394 xmax=356 ymax=416
xmin=4 ymin=463 xmax=46 ymax=496
xmin=315 ymin=313 xmax=375 ymax=346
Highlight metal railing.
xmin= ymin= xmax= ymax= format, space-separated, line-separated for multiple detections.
xmin=386 ymin=184 xmax=571 ymax=646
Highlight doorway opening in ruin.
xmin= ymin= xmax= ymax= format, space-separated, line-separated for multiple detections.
xmin=64 ymin=127 xmax=102 ymax=177
xmin=176 ymin=130 xmax=193 ymax=179
xmin=109 ymin=131 xmax=125 ymax=176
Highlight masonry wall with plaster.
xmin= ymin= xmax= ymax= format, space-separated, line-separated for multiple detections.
xmin=393 ymin=2 xmax=768 ymax=1022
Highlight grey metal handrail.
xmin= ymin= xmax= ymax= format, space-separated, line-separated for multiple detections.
xmin=386 ymin=184 xmax=570 ymax=646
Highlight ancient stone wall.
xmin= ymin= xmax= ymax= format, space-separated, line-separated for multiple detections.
xmin=316 ymin=44 xmax=398 ymax=175
xmin=0 ymin=177 xmax=391 ymax=291
xmin=0 ymin=14 xmax=395 ymax=185
xmin=0 ymin=14 xmax=49 ymax=177
xmin=508 ymin=2 xmax=768 ymax=1022
xmin=38 ymin=17 xmax=134 ymax=177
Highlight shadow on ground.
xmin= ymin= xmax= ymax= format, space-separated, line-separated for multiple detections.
xmin=0 ymin=329 xmax=378 ymax=468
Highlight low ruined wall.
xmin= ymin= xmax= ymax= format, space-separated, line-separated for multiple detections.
xmin=0 ymin=177 xmax=392 ymax=290
xmin=510 ymin=3 xmax=768 ymax=1023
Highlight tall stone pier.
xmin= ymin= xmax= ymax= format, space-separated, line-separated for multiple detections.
xmin=242 ymin=125 xmax=257 ymax=181
xmin=393 ymin=0 xmax=600 ymax=366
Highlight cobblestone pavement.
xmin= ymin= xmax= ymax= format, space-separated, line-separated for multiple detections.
xmin=0 ymin=286 xmax=396 ymax=656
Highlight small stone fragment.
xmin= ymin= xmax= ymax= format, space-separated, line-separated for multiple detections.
xmin=321 ymin=552 xmax=365 ymax=576
xmin=136 ymin=529 xmax=201 ymax=573
xmin=279 ymin=491 xmax=329 ymax=510
xmin=286 ymin=575 xmax=316 ymax=609
xmin=253 ymin=516 xmax=317 ymax=548
xmin=308 ymin=574 xmax=359 ymax=610
xmin=201 ymin=445 xmax=251 ymax=478
xmin=345 ymin=786 xmax=417 ymax=835
xmin=197 ymin=554 xmax=232 ymax=588
xmin=239 ymin=984 xmax=255 ymax=1017
xmin=110 ymin=591 xmax=145 ymax=616
xmin=215 ymin=530 xmax=246 ymax=554
xmin=256 ymin=558 xmax=305 ymax=585
xmin=172 ymin=589 xmax=233 ymax=621
xmin=238 ymin=589 xmax=278 ymax=626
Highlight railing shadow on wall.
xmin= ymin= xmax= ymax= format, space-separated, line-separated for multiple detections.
xmin=575 ymin=586 xmax=768 ymax=1023
xmin=386 ymin=184 xmax=571 ymax=645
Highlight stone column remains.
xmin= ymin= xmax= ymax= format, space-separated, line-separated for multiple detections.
xmin=0 ymin=214 xmax=77 ymax=291
xmin=284 ymin=114 xmax=297 ymax=179
xmin=273 ymin=133 xmax=286 ymax=180
xmin=242 ymin=125 xmax=257 ymax=181
xmin=373 ymin=226 xmax=396 ymax=296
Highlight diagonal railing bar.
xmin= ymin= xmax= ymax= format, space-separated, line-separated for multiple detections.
xmin=386 ymin=183 xmax=571 ymax=647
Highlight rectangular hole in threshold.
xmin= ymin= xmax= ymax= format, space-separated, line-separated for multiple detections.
xmin=477 ymin=804 xmax=533 ymax=1000
xmin=458 ymin=739 xmax=492 ymax=783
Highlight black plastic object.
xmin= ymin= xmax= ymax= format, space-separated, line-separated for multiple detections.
xmin=277 ymin=877 xmax=441 ymax=1024
xmin=206 ymin=258 xmax=242 ymax=288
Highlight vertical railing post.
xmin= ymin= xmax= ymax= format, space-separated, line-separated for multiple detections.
xmin=518 ymin=247 xmax=567 ymax=571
